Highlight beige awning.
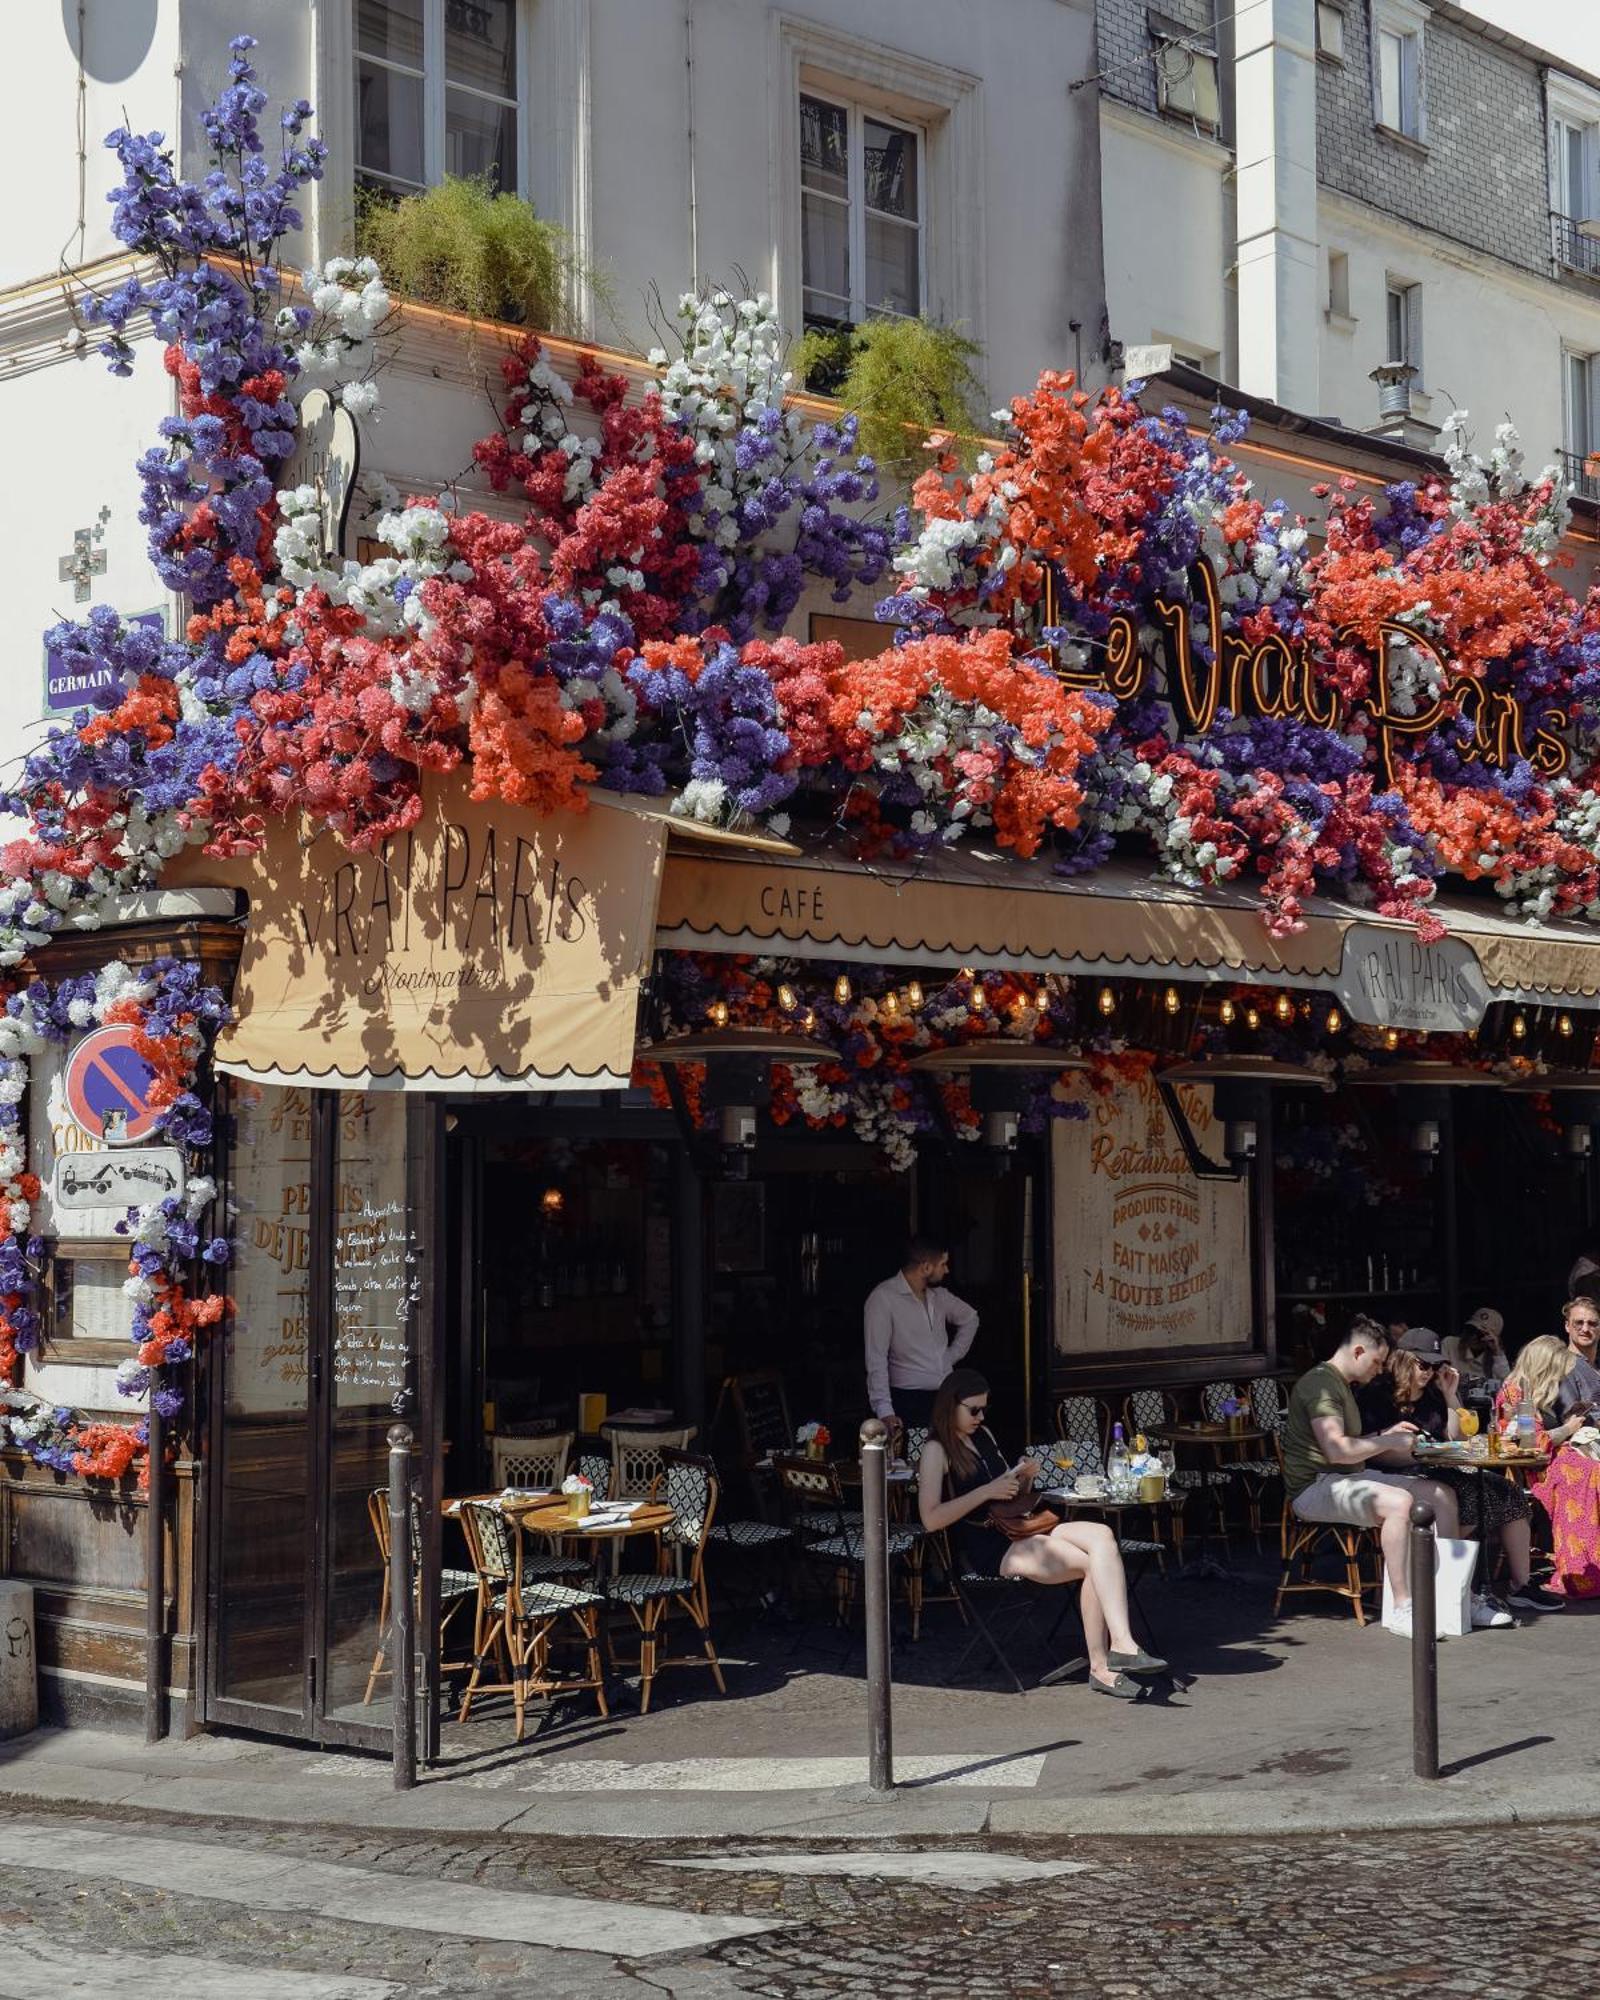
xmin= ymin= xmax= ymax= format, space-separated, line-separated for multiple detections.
xmin=165 ymin=773 xmax=672 ymax=1089
xmin=654 ymin=842 xmax=1600 ymax=1009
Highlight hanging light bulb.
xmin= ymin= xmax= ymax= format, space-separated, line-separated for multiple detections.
xmin=882 ymin=989 xmax=900 ymax=1019
xmin=1097 ymin=985 xmax=1116 ymax=1017
xmin=834 ymin=973 xmax=852 ymax=1006
xmin=1275 ymin=993 xmax=1294 ymax=1023
xmin=1245 ymin=1007 xmax=1261 ymax=1031
xmin=707 ymin=998 xmax=730 ymax=1029
xmin=906 ymin=981 xmax=924 ymax=1011
xmin=1560 ymin=1013 xmax=1574 ymax=1038
xmin=1383 ymin=1027 xmax=1401 ymax=1052
xmin=1325 ymin=1006 xmax=1343 ymax=1036
xmin=1219 ymin=998 xmax=1237 ymax=1027
xmin=1163 ymin=985 xmax=1181 ymax=1015
xmin=777 ymin=982 xmax=797 ymax=1014
xmin=802 ymin=1008 xmax=817 ymax=1033
xmin=970 ymin=981 xmax=988 ymax=1013
xmin=1511 ymin=1012 xmax=1527 ymax=1040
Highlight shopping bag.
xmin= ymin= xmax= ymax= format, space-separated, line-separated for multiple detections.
xmin=1382 ymin=1534 xmax=1474 ymax=1637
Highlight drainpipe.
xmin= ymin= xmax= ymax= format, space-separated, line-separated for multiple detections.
xmin=685 ymin=4 xmax=699 ymax=290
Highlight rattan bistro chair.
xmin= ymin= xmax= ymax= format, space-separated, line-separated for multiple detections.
xmin=491 ymin=1430 xmax=574 ymax=1492
xmin=602 ymin=1454 xmax=728 ymax=1713
xmin=456 ymin=1501 xmax=609 ymax=1738
xmin=362 ymin=1488 xmax=477 ymax=1705
xmin=775 ymin=1453 xmax=924 ymax=1638
xmin=1271 ymin=1436 xmax=1379 ymax=1625
xmin=1201 ymin=1381 xmax=1278 ymax=1551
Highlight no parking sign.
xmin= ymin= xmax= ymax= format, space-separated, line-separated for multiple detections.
xmin=63 ymin=1027 xmax=162 ymax=1146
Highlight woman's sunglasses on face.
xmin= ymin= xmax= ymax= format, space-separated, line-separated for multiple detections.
xmin=960 ymin=1401 xmax=987 ymax=1417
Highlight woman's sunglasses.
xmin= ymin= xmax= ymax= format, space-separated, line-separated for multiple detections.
xmin=960 ymin=1401 xmax=988 ymax=1417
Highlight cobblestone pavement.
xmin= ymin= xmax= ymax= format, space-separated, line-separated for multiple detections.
xmin=0 ymin=1797 xmax=1588 ymax=1998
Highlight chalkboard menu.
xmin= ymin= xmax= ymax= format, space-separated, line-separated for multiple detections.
xmin=332 ymin=1094 xmax=415 ymax=1413
xmin=227 ymin=1081 xmax=314 ymax=1416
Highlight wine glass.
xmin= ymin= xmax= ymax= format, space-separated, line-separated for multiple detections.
xmin=1458 ymin=1408 xmax=1480 ymax=1444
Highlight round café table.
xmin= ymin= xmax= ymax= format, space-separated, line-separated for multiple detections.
xmin=1410 ymin=1439 xmax=1549 ymax=1596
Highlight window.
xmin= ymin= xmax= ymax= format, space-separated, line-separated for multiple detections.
xmin=1326 ymin=249 xmax=1351 ymax=321
xmin=1372 ymin=2 xmax=1425 ymax=142
xmin=1316 ymin=3 xmax=1345 ymax=62
xmin=1385 ymin=281 xmax=1421 ymax=375
xmin=355 ymin=0 xmax=520 ymax=198
xmin=1551 ymin=109 xmax=1600 ymax=273
xmin=800 ymin=92 xmax=923 ymax=327
xmin=1151 ymin=15 xmax=1221 ymax=132
xmin=1563 ymin=350 xmax=1600 ymax=497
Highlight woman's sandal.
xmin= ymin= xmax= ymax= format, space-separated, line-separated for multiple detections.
xmin=1090 ymin=1670 xmax=1143 ymax=1699
xmin=1107 ymin=1648 xmax=1168 ymax=1677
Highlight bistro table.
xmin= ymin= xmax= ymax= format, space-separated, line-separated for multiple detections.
xmin=1410 ymin=1438 xmax=1549 ymax=1596
xmin=1150 ymin=1422 xmax=1267 ymax=1578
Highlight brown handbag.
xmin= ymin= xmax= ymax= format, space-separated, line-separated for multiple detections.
xmin=985 ymin=1492 xmax=1059 ymax=1541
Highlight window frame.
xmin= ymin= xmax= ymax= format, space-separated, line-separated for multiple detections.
xmin=800 ymin=89 xmax=928 ymax=328
xmin=1149 ymin=13 xmax=1221 ymax=134
xmin=772 ymin=17 xmax=984 ymax=366
xmin=1315 ymin=2 xmax=1345 ymax=63
xmin=1384 ymin=278 xmax=1422 ymax=380
xmin=1371 ymin=0 xmax=1427 ymax=145
xmin=354 ymin=0 xmax=526 ymax=199
xmin=1563 ymin=346 xmax=1599 ymax=459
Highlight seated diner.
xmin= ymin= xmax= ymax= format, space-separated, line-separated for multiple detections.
xmin=916 ymin=1368 xmax=1169 ymax=1698
xmin=1500 ymin=1336 xmax=1600 ymax=1599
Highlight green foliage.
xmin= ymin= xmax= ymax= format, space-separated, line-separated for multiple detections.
xmin=355 ymin=175 xmax=583 ymax=331
xmin=796 ymin=316 xmax=985 ymax=467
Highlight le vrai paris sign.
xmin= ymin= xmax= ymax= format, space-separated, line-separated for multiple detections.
xmin=1039 ymin=556 xmax=1569 ymax=784
xmin=166 ymin=774 xmax=669 ymax=1088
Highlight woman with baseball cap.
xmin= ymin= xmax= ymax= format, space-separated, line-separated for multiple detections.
xmin=1358 ymin=1327 xmax=1561 ymax=1619
xmin=1443 ymin=1308 xmax=1510 ymax=1391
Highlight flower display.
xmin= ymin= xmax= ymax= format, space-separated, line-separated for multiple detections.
xmin=0 ymin=959 xmax=229 ymax=1481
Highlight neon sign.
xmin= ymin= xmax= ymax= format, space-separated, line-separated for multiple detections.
xmin=1037 ymin=557 xmax=1569 ymax=783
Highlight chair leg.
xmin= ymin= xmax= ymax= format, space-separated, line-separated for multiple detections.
xmin=684 ymin=1589 xmax=726 ymax=1695
xmin=639 ymin=1603 xmax=660 ymax=1713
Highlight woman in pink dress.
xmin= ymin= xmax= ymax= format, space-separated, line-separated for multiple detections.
xmin=1499 ymin=1338 xmax=1600 ymax=1599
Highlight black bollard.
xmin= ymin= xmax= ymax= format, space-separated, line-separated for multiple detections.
xmin=387 ymin=1423 xmax=417 ymax=1790
xmin=1410 ymin=1498 xmax=1438 ymax=1780
xmin=859 ymin=1418 xmax=894 ymax=1792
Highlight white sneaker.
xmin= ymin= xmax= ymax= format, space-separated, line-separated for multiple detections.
xmin=1383 ymin=1603 xmax=1414 ymax=1638
xmin=1471 ymin=1591 xmax=1513 ymax=1629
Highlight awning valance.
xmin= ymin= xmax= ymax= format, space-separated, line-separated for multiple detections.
xmin=654 ymin=843 xmax=1600 ymax=1014
xmin=165 ymin=774 xmax=672 ymax=1089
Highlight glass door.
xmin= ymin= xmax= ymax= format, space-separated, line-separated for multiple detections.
xmin=204 ymin=1085 xmax=437 ymax=1750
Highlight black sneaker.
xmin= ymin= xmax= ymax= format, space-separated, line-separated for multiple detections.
xmin=1506 ymin=1581 xmax=1566 ymax=1612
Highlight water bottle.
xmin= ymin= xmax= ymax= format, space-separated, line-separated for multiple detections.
xmin=1515 ymin=1398 xmax=1537 ymax=1451
xmin=1108 ymin=1423 xmax=1130 ymax=1498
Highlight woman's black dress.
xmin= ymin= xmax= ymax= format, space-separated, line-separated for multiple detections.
xmin=948 ymin=1425 xmax=1021 ymax=1578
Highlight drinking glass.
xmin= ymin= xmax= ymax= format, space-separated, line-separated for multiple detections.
xmin=1458 ymin=1409 xmax=1479 ymax=1441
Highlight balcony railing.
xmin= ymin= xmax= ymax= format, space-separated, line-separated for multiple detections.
xmin=1552 ymin=212 xmax=1600 ymax=277
xmin=1561 ymin=450 xmax=1600 ymax=502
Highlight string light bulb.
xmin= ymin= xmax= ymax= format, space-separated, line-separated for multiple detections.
xmin=970 ymin=982 xmax=988 ymax=1013
xmin=1383 ymin=1027 xmax=1401 ymax=1052
xmin=777 ymin=982 xmax=797 ymax=1013
xmin=1325 ymin=1006 xmax=1342 ymax=1036
xmin=1560 ymin=1013 xmax=1574 ymax=1038
xmin=906 ymin=981 xmax=923 ymax=1010
xmin=1511 ymin=1011 xmax=1527 ymax=1040
xmin=1097 ymin=985 xmax=1117 ymax=1017
xmin=1163 ymin=986 xmax=1180 ymax=1015
xmin=834 ymin=973 xmax=852 ymax=1006
xmin=1275 ymin=993 xmax=1294 ymax=1023
xmin=1219 ymin=999 xmax=1236 ymax=1027
xmin=707 ymin=998 xmax=729 ymax=1029
xmin=1245 ymin=1007 xmax=1260 ymax=1031
xmin=802 ymin=1008 xmax=816 ymax=1032
xmin=881 ymin=989 xmax=900 ymax=1018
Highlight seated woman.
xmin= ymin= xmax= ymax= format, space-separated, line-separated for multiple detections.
xmin=916 ymin=1368 xmax=1168 ymax=1698
xmin=1499 ymin=1337 xmax=1600 ymax=1599
xmin=1357 ymin=1327 xmax=1561 ymax=1617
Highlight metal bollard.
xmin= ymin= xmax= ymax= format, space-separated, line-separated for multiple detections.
xmin=859 ymin=1418 xmax=894 ymax=1792
xmin=1410 ymin=1499 xmax=1438 ymax=1781
xmin=387 ymin=1424 xmax=417 ymax=1791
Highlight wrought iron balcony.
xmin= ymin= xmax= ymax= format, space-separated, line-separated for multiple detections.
xmin=1561 ymin=450 xmax=1600 ymax=502
xmin=1552 ymin=212 xmax=1600 ymax=278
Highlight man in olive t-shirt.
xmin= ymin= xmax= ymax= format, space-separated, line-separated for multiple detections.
xmin=1285 ymin=1318 xmax=1459 ymax=1638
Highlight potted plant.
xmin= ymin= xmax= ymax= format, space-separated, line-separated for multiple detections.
xmin=797 ymin=1421 xmax=832 ymax=1463
xmin=796 ymin=315 xmax=984 ymax=470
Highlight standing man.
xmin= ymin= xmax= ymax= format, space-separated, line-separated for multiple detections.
xmin=864 ymin=1235 xmax=979 ymax=1433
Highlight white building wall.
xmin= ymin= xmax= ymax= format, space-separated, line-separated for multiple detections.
xmin=1100 ymin=106 xmax=1231 ymax=374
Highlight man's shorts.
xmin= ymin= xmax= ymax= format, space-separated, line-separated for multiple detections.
xmin=1290 ymin=1469 xmax=1419 ymax=1526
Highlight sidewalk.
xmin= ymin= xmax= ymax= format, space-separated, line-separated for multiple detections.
xmin=5 ymin=1567 xmax=1599 ymax=1841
